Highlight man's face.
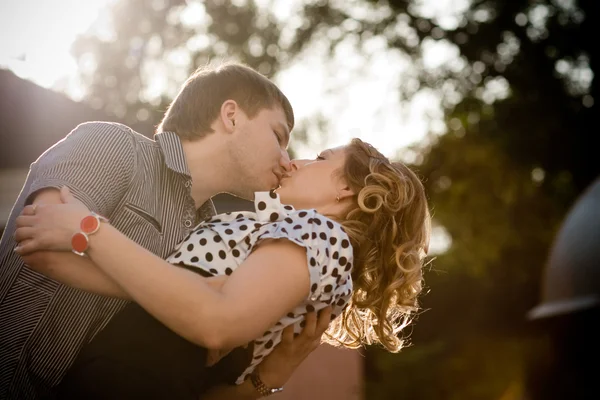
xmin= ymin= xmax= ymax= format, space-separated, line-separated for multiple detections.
xmin=228 ymin=106 xmax=291 ymax=199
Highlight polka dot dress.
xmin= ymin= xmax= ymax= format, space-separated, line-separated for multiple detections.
xmin=165 ymin=190 xmax=354 ymax=384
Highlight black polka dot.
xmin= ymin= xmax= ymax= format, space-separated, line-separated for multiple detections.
xmin=213 ymin=236 xmax=222 ymax=243
xmin=341 ymin=239 xmax=350 ymax=248
xmin=219 ymin=250 xmax=226 ymax=260
xmin=299 ymin=211 xmax=308 ymax=218
xmin=222 ymin=222 xmax=230 ymax=226
xmin=333 ymin=251 xmax=339 ymax=260
xmin=269 ymin=190 xmax=277 ymax=199
xmin=199 ymin=238 xmax=207 ymax=246
xmin=313 ymin=218 xmax=322 ymax=225
xmin=287 ymin=312 xmax=295 ymax=318
xmin=325 ymin=248 xmax=330 ymax=257
xmin=232 ymin=249 xmax=240 ymax=257
xmin=210 ymin=268 xmax=218 ymax=274
xmin=324 ymin=284 xmax=333 ymax=293
xmin=311 ymin=283 xmax=318 ymax=292
xmin=265 ymin=340 xmax=274 ymax=349
xmin=284 ymin=217 xmax=293 ymax=224
xmin=190 ymin=256 xmax=199 ymax=263
xmin=239 ymin=225 xmax=247 ymax=231
xmin=337 ymin=298 xmax=346 ymax=306
xmin=270 ymin=212 xmax=279 ymax=221
xmin=301 ymin=233 xmax=309 ymax=240
xmin=311 ymin=232 xmax=317 ymax=239
xmin=236 ymin=213 xmax=244 ymax=219
xmin=322 ymin=265 xmax=327 ymax=274
xmin=307 ymin=218 xmax=314 ymax=223
xmin=224 ymin=229 xmax=233 ymax=235
xmin=174 ymin=252 xmax=181 ymax=258
xmin=212 ymin=219 xmax=221 ymax=223
xmin=332 ymin=268 xmax=339 ymax=277
xmin=293 ymin=224 xmax=302 ymax=230
xmin=228 ymin=240 xmax=236 ymax=248
xmin=330 ymin=237 xmax=337 ymax=245
xmin=206 ymin=253 xmax=213 ymax=262
xmin=284 ymin=205 xmax=293 ymax=210
xmin=339 ymin=257 xmax=347 ymax=266
xmin=187 ymin=244 xmax=194 ymax=252
xmin=254 ymin=223 xmax=262 ymax=229
xmin=327 ymin=221 xmax=334 ymax=229
xmin=281 ymin=228 xmax=288 ymax=234
xmin=300 ymin=320 xmax=306 ymax=328
xmin=245 ymin=237 xmax=251 ymax=244
xmin=225 ymin=268 xmax=233 ymax=275
xmin=309 ymin=257 xmax=316 ymax=267
xmin=195 ymin=229 xmax=204 ymax=235
xmin=306 ymin=304 xmax=315 ymax=312
xmin=319 ymin=232 xmax=327 ymax=240
xmin=257 ymin=201 xmax=267 ymax=210
xmin=345 ymin=262 xmax=352 ymax=272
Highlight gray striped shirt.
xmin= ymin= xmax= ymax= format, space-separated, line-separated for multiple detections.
xmin=0 ymin=122 xmax=215 ymax=399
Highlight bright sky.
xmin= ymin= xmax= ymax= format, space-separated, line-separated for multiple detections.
xmin=0 ymin=0 xmax=450 ymax=158
xmin=0 ymin=0 xmax=453 ymax=252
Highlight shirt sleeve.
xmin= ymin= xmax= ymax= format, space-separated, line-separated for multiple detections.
xmin=26 ymin=122 xmax=138 ymax=217
xmin=255 ymin=210 xmax=354 ymax=304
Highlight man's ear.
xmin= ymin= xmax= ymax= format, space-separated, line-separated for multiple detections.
xmin=220 ymin=100 xmax=238 ymax=133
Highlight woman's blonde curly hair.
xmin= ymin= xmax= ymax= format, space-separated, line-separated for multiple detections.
xmin=324 ymin=138 xmax=431 ymax=353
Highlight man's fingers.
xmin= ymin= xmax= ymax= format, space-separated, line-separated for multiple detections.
xmin=316 ymin=306 xmax=333 ymax=335
xmin=300 ymin=310 xmax=317 ymax=339
xmin=281 ymin=324 xmax=294 ymax=345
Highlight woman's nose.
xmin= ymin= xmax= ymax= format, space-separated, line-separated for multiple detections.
xmin=290 ymin=159 xmax=309 ymax=171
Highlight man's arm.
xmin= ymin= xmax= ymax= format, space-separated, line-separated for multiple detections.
xmin=202 ymin=308 xmax=331 ymax=400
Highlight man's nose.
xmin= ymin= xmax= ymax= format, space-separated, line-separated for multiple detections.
xmin=280 ymin=149 xmax=292 ymax=172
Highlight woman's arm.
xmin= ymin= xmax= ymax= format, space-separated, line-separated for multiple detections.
xmin=21 ymin=251 xmax=230 ymax=300
xmin=15 ymin=197 xmax=311 ymax=349
xmin=83 ymin=225 xmax=310 ymax=349
xmin=22 ymin=251 xmax=130 ymax=299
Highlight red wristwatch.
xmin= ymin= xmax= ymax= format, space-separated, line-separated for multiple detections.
xmin=71 ymin=212 xmax=109 ymax=256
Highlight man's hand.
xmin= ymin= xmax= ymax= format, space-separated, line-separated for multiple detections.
xmin=257 ymin=306 xmax=332 ymax=389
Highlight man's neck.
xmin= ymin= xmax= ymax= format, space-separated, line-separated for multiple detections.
xmin=180 ymin=135 xmax=233 ymax=208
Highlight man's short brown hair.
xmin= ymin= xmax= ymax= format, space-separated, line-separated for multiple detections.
xmin=157 ymin=62 xmax=294 ymax=140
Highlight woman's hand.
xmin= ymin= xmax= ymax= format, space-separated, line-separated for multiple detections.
xmin=14 ymin=186 xmax=91 ymax=255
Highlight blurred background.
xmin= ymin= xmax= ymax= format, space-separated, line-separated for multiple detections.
xmin=0 ymin=0 xmax=598 ymax=399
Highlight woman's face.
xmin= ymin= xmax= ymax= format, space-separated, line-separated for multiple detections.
xmin=276 ymin=145 xmax=349 ymax=213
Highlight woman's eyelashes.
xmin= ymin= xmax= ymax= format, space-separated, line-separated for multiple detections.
xmin=315 ymin=154 xmax=325 ymax=160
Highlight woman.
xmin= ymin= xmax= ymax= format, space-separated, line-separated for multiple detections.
xmin=15 ymin=138 xmax=431 ymax=398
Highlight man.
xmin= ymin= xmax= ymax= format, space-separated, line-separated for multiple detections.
xmin=0 ymin=62 xmax=326 ymax=399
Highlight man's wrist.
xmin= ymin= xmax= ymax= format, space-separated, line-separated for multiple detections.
xmin=249 ymin=369 xmax=284 ymax=397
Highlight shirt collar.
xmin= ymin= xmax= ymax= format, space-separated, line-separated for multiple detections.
xmin=253 ymin=190 xmax=296 ymax=222
xmin=155 ymin=131 xmax=191 ymax=177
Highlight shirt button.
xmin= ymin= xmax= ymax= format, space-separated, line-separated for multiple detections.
xmin=184 ymin=220 xmax=193 ymax=228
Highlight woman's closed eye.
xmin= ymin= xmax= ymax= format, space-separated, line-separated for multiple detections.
xmin=315 ymin=154 xmax=325 ymax=161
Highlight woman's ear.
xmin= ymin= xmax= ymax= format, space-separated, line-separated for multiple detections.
xmin=336 ymin=185 xmax=355 ymax=202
